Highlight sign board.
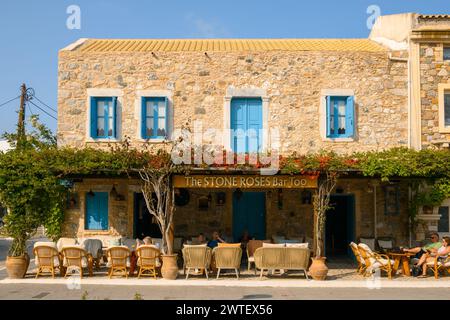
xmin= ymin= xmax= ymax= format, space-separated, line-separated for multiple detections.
xmin=173 ymin=175 xmax=318 ymax=189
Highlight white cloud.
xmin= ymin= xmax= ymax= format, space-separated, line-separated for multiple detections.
xmin=185 ymin=13 xmax=230 ymax=38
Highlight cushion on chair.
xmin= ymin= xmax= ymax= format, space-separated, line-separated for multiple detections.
xmin=217 ymin=243 xmax=241 ymax=247
xmin=358 ymin=243 xmax=373 ymax=254
xmin=263 ymin=243 xmax=285 ymax=248
xmin=183 ymin=244 xmax=207 ymax=248
xmin=285 ymin=243 xmax=309 ymax=248
xmin=360 ymin=238 xmax=376 ymax=251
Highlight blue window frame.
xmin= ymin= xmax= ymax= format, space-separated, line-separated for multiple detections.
xmin=444 ymin=47 xmax=450 ymax=61
xmin=326 ymin=96 xmax=354 ymax=138
xmin=85 ymin=192 xmax=108 ymax=230
xmin=90 ymin=97 xmax=117 ymax=139
xmin=141 ymin=97 xmax=168 ymax=139
xmin=445 ymin=93 xmax=450 ymax=126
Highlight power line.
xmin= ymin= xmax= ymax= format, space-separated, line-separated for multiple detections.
xmin=0 ymin=96 xmax=20 ymax=109
xmin=33 ymin=95 xmax=57 ymax=114
xmin=27 ymin=100 xmax=57 ymax=120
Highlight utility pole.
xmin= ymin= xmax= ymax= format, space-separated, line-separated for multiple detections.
xmin=17 ymin=83 xmax=27 ymax=145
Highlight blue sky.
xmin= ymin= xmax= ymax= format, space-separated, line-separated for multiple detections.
xmin=0 ymin=0 xmax=449 ymax=134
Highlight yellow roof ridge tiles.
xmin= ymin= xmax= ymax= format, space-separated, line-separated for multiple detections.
xmin=75 ymin=38 xmax=387 ymax=53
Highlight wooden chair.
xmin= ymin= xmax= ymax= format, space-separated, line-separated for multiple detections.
xmin=425 ymin=255 xmax=450 ymax=279
xmin=357 ymin=243 xmax=394 ymax=279
xmin=136 ymin=245 xmax=161 ymax=279
xmin=213 ymin=246 xmax=242 ymax=279
xmin=349 ymin=242 xmax=366 ymax=274
xmin=61 ymin=246 xmax=93 ymax=278
xmin=107 ymin=246 xmax=131 ymax=278
xmin=182 ymin=245 xmax=212 ymax=279
xmin=33 ymin=243 xmax=62 ymax=278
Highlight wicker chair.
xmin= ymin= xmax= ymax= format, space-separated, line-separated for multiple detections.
xmin=254 ymin=247 xmax=310 ymax=279
xmin=357 ymin=243 xmax=394 ymax=279
xmin=136 ymin=245 xmax=161 ymax=279
xmin=80 ymin=239 xmax=103 ymax=269
xmin=107 ymin=246 xmax=131 ymax=278
xmin=349 ymin=242 xmax=366 ymax=274
xmin=246 ymin=240 xmax=271 ymax=273
xmin=182 ymin=245 xmax=212 ymax=279
xmin=33 ymin=242 xmax=62 ymax=278
xmin=213 ymin=246 xmax=242 ymax=279
xmin=425 ymin=255 xmax=450 ymax=279
xmin=61 ymin=246 xmax=93 ymax=278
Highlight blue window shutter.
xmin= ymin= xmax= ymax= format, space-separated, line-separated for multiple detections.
xmin=111 ymin=97 xmax=117 ymax=138
xmin=141 ymin=97 xmax=146 ymax=138
xmin=326 ymin=96 xmax=331 ymax=137
xmin=90 ymin=97 xmax=97 ymax=138
xmin=164 ymin=97 xmax=168 ymax=138
xmin=345 ymin=96 xmax=354 ymax=137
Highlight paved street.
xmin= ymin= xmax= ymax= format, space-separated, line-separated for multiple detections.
xmin=1 ymin=238 xmax=450 ymax=300
xmin=0 ymin=283 xmax=449 ymax=300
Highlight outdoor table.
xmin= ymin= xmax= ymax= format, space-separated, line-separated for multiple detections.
xmin=387 ymin=252 xmax=415 ymax=277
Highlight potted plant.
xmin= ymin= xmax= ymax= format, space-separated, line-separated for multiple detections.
xmin=309 ymin=171 xmax=338 ymax=280
xmin=138 ymin=148 xmax=180 ymax=280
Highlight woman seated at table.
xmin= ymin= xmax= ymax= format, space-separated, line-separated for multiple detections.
xmin=136 ymin=236 xmax=153 ymax=248
xmin=416 ymin=236 xmax=450 ymax=278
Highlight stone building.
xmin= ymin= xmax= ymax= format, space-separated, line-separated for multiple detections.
xmin=57 ymin=13 xmax=450 ymax=256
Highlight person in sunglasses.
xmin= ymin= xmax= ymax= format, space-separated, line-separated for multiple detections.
xmin=402 ymin=232 xmax=442 ymax=259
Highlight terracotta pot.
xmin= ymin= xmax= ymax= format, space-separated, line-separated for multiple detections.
xmin=309 ymin=257 xmax=328 ymax=280
xmin=161 ymin=254 xmax=178 ymax=280
xmin=6 ymin=253 xmax=29 ymax=279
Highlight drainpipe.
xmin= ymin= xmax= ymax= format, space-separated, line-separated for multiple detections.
xmin=374 ymin=183 xmax=377 ymax=239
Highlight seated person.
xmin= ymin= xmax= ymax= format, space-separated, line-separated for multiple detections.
xmin=239 ymin=230 xmax=252 ymax=244
xmin=135 ymin=236 xmax=153 ymax=248
xmin=416 ymin=236 xmax=450 ymax=278
xmin=207 ymin=231 xmax=226 ymax=249
xmin=192 ymin=233 xmax=207 ymax=245
xmin=402 ymin=232 xmax=442 ymax=259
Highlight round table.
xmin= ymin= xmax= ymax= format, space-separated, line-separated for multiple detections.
xmin=387 ymin=252 xmax=415 ymax=277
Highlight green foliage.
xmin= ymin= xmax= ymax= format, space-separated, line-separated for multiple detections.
xmin=0 ymin=116 xmax=66 ymax=256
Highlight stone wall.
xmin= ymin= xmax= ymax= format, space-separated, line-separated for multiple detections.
xmin=58 ymin=49 xmax=409 ymax=155
xmin=62 ymin=177 xmax=411 ymax=246
xmin=419 ymin=43 xmax=450 ymax=148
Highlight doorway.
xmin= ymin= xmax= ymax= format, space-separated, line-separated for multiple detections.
xmin=325 ymin=194 xmax=355 ymax=257
xmin=232 ymin=191 xmax=266 ymax=242
xmin=133 ymin=193 xmax=162 ymax=239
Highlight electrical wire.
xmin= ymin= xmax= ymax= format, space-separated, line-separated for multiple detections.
xmin=27 ymin=100 xmax=57 ymax=120
xmin=32 ymin=96 xmax=57 ymax=113
xmin=0 ymin=96 xmax=20 ymax=109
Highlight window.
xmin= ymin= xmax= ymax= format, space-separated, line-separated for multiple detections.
xmin=230 ymin=98 xmax=263 ymax=153
xmin=90 ymin=97 xmax=117 ymax=139
xmin=141 ymin=97 xmax=167 ymax=139
xmin=438 ymin=206 xmax=449 ymax=233
xmin=85 ymin=192 xmax=108 ymax=230
xmin=326 ymin=96 xmax=354 ymax=138
xmin=444 ymin=47 xmax=450 ymax=61
xmin=445 ymin=93 xmax=450 ymax=127
xmin=384 ymin=185 xmax=400 ymax=216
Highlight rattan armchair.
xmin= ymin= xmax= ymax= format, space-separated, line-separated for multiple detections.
xmin=136 ymin=245 xmax=161 ymax=279
xmin=182 ymin=245 xmax=212 ymax=279
xmin=33 ymin=243 xmax=62 ymax=278
xmin=357 ymin=243 xmax=394 ymax=279
xmin=61 ymin=246 xmax=93 ymax=278
xmin=425 ymin=255 xmax=450 ymax=279
xmin=106 ymin=246 xmax=131 ymax=279
xmin=349 ymin=242 xmax=366 ymax=274
xmin=213 ymin=246 xmax=242 ymax=279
